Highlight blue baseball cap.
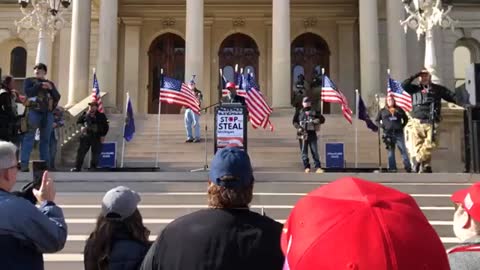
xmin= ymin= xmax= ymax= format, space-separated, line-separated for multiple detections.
xmin=209 ymin=147 xmax=254 ymax=188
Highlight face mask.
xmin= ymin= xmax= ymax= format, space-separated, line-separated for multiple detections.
xmin=453 ymin=206 xmax=477 ymax=242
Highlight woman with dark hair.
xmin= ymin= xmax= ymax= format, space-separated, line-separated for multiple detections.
xmin=0 ymin=75 xmax=19 ymax=142
xmin=84 ymin=186 xmax=151 ymax=270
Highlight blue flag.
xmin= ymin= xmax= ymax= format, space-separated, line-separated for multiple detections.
xmin=358 ymin=95 xmax=378 ymax=132
xmin=124 ymin=95 xmax=135 ymax=142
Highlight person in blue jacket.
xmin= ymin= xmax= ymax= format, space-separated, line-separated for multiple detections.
xmin=84 ymin=186 xmax=151 ymax=270
xmin=20 ymin=63 xmax=61 ymax=172
xmin=0 ymin=141 xmax=67 ymax=270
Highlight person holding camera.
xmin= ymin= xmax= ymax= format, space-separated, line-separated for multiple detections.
xmin=292 ymin=97 xmax=325 ymax=173
xmin=402 ymin=69 xmax=457 ymax=173
xmin=71 ymin=101 xmax=109 ymax=172
xmin=375 ymin=96 xmax=411 ymax=173
xmin=20 ymin=63 xmax=61 ymax=172
xmin=0 ymin=141 xmax=67 ymax=270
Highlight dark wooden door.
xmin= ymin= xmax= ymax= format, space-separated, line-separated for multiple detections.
xmin=218 ymin=33 xmax=259 ymax=97
xmin=148 ymin=33 xmax=185 ymax=114
xmin=291 ymin=33 xmax=331 ymax=113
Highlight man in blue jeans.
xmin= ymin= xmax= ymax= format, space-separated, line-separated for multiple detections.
xmin=375 ymin=96 xmax=412 ymax=172
xmin=184 ymin=79 xmax=203 ymax=143
xmin=20 ymin=64 xmax=60 ymax=172
xmin=292 ymin=97 xmax=325 ymax=173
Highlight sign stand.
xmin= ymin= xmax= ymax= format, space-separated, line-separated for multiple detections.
xmin=214 ymin=104 xmax=248 ymax=153
xmin=325 ymin=142 xmax=345 ymax=169
xmin=190 ymin=102 xmax=220 ymax=172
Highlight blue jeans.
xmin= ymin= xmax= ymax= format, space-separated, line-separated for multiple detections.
xmin=21 ymin=110 xmax=53 ymax=168
xmin=387 ymin=131 xmax=411 ymax=171
xmin=49 ymin=130 xmax=57 ymax=169
xmin=299 ymin=135 xmax=321 ymax=169
xmin=184 ymin=109 xmax=200 ymax=140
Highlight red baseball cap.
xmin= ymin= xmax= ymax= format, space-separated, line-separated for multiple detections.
xmin=281 ymin=177 xmax=449 ymax=270
xmin=451 ymin=183 xmax=480 ymax=222
xmin=226 ymin=82 xmax=236 ymax=89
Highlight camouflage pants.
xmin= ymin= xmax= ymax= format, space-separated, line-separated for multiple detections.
xmin=409 ymin=118 xmax=438 ymax=167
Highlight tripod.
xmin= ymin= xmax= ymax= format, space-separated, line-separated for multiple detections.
xmin=191 ymin=102 xmax=220 ymax=172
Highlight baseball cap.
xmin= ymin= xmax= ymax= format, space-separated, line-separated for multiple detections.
xmin=33 ymin=63 xmax=48 ymax=72
xmin=101 ymin=186 xmax=141 ymax=220
xmin=281 ymin=177 xmax=449 ymax=270
xmin=451 ymin=183 xmax=480 ymax=222
xmin=209 ymin=147 xmax=254 ymax=188
xmin=302 ymin=97 xmax=311 ymax=103
xmin=88 ymin=101 xmax=99 ymax=106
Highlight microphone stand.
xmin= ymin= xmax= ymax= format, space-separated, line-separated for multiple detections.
xmin=191 ymin=102 xmax=221 ymax=172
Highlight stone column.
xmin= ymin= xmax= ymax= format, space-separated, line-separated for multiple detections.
xmin=359 ymin=0 xmax=380 ymax=106
xmin=387 ymin=0 xmax=408 ymax=80
xmin=272 ymin=0 xmax=291 ymax=108
xmin=56 ymin=26 xmax=71 ymax=107
xmin=204 ymin=18 xmax=213 ymax=107
xmin=122 ymin=18 xmax=142 ymax=111
xmin=67 ymin=0 xmax=91 ymax=106
xmin=35 ymin=29 xmax=53 ymax=69
xmin=337 ymin=20 xmax=357 ymax=110
xmin=97 ymin=0 xmax=119 ymax=109
xmin=185 ymin=0 xmax=204 ymax=88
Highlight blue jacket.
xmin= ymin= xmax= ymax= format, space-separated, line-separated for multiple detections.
xmin=0 ymin=190 xmax=68 ymax=270
xmin=24 ymin=77 xmax=61 ymax=112
xmin=84 ymin=230 xmax=151 ymax=270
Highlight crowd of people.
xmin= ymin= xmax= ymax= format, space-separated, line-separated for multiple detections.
xmin=0 ymin=63 xmax=62 ymax=172
xmin=293 ymin=68 xmax=460 ymax=173
xmin=0 ymin=141 xmax=479 ymax=270
xmin=0 ymin=63 xmax=110 ymax=173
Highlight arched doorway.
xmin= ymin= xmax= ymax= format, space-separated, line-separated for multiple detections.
xmin=218 ymin=33 xmax=259 ymax=98
xmin=148 ymin=33 xmax=185 ymax=114
xmin=291 ymin=33 xmax=330 ymax=113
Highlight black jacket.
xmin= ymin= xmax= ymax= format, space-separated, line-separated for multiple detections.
xmin=140 ymin=208 xmax=284 ymax=270
xmin=375 ymin=107 xmax=409 ymax=132
xmin=402 ymin=73 xmax=457 ymax=121
xmin=292 ymin=107 xmax=325 ymax=139
xmin=221 ymin=94 xmax=247 ymax=106
xmin=84 ymin=231 xmax=150 ymax=270
xmin=77 ymin=111 xmax=109 ymax=138
xmin=0 ymin=89 xmax=17 ymax=141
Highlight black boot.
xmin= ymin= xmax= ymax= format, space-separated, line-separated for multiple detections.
xmin=423 ymin=166 xmax=433 ymax=173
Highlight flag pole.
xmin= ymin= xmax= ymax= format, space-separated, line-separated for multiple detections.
xmin=376 ymin=94 xmax=382 ymax=171
xmin=155 ymin=69 xmax=163 ymax=168
xmin=87 ymin=67 xmax=96 ymax=169
xmin=355 ymin=89 xmax=359 ymax=168
xmin=121 ymin=92 xmax=129 ymax=168
xmin=321 ymin=68 xmax=325 ymax=115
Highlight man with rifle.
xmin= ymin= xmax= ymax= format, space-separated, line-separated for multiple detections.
xmin=402 ymin=69 xmax=457 ymax=173
xmin=292 ymin=97 xmax=325 ymax=173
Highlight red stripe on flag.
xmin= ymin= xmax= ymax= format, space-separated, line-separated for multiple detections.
xmin=159 ymin=83 xmax=200 ymax=114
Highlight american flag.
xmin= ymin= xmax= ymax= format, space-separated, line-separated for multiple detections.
xmin=159 ymin=76 xmax=200 ymax=114
xmin=92 ymin=71 xmax=104 ymax=113
xmin=245 ymin=73 xmax=274 ymax=131
xmin=321 ymin=75 xmax=353 ymax=124
xmin=388 ymin=76 xmax=412 ymax=111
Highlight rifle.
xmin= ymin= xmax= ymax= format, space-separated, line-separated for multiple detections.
xmin=430 ymin=102 xmax=437 ymax=142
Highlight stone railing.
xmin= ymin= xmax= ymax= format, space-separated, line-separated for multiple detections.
xmin=59 ymin=92 xmax=108 ymax=148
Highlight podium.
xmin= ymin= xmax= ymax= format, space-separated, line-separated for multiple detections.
xmin=214 ymin=104 xmax=248 ymax=153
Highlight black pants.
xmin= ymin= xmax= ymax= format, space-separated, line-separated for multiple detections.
xmin=75 ymin=135 xmax=102 ymax=170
